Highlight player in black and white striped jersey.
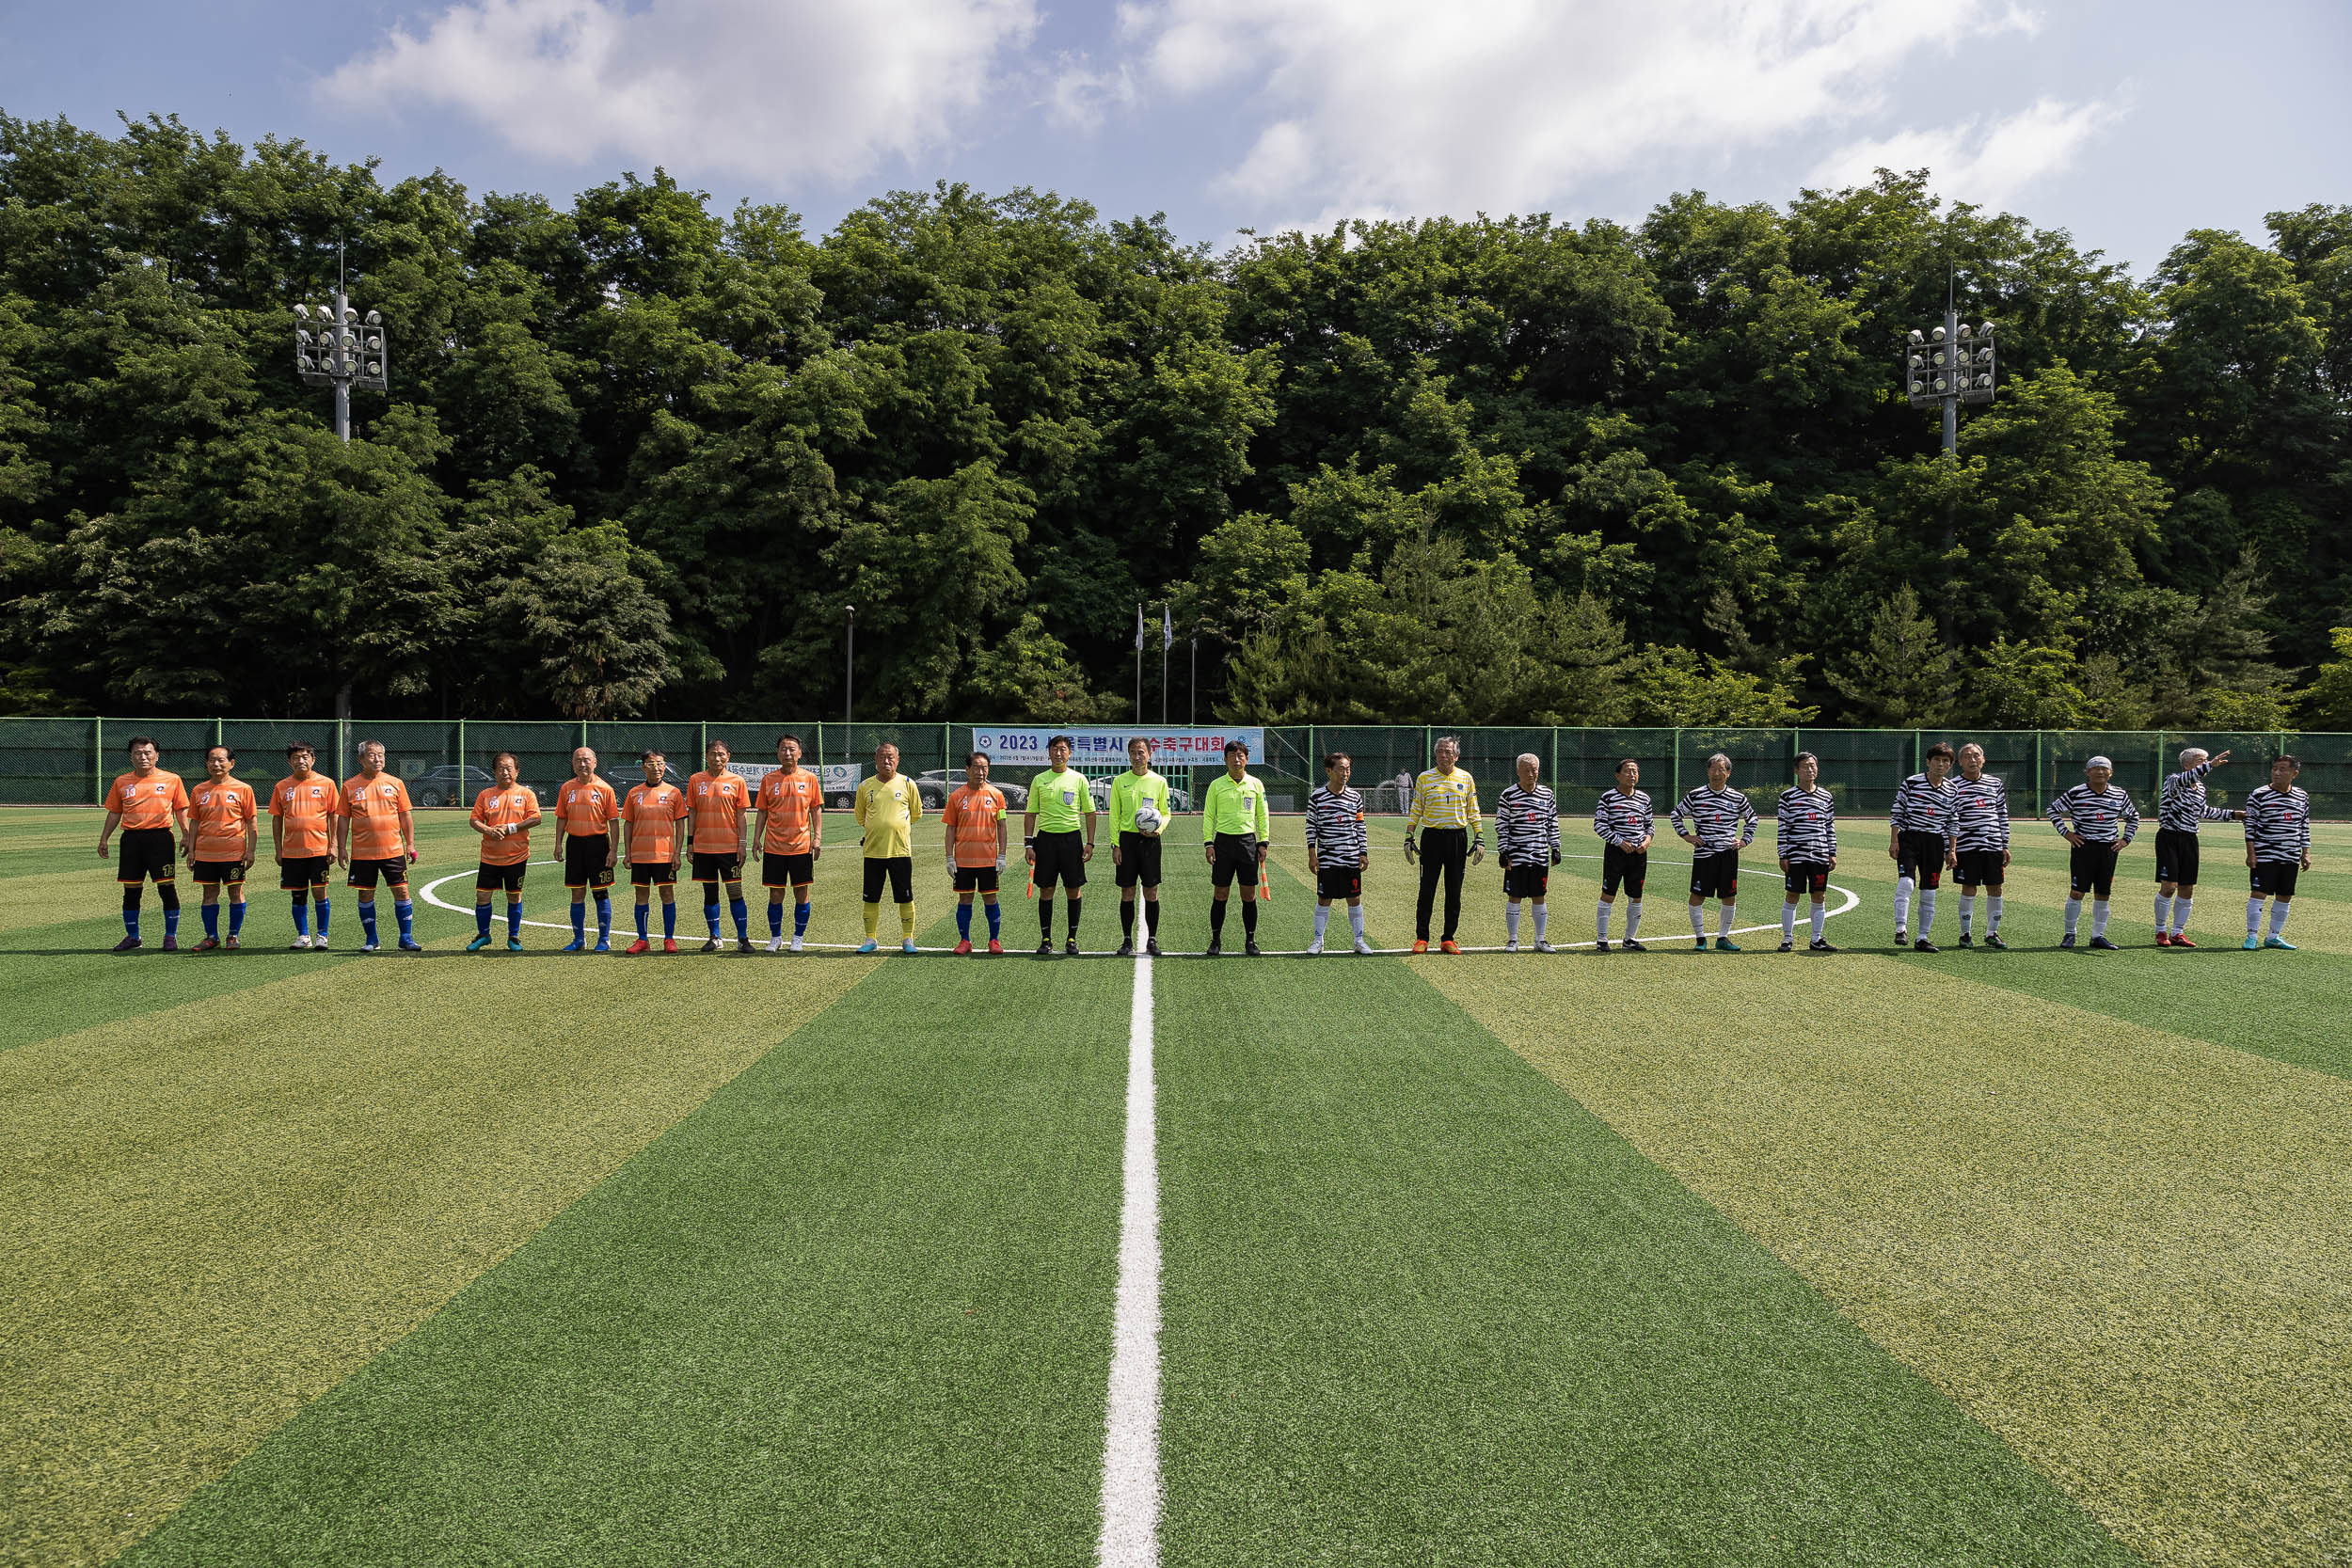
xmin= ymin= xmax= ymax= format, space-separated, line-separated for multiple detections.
xmin=1947 ymin=743 xmax=2010 ymax=949
xmin=1304 ymin=752 xmax=1372 ymax=956
xmin=1774 ymin=751 xmax=1838 ymax=952
xmin=1593 ymin=759 xmax=1653 ymax=951
xmin=2047 ymin=756 xmax=2139 ymax=949
xmin=1888 ymin=742 xmax=1957 ymax=951
xmin=1672 ymin=752 xmax=1759 ymax=951
xmin=2153 ymin=748 xmax=2243 ymax=946
xmin=2240 ymin=755 xmax=2312 ymax=949
xmin=1496 ymin=753 xmax=1562 ymax=952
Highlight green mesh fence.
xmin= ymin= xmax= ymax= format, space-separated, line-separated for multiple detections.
xmin=3 ymin=718 xmax=99 ymax=804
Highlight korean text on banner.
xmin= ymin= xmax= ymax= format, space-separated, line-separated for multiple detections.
xmin=970 ymin=727 xmax=1266 ymax=767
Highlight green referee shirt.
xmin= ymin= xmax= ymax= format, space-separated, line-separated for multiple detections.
xmin=1106 ymin=769 xmax=1172 ymax=835
xmin=1200 ymin=771 xmax=1270 ymax=842
xmin=1029 ymin=768 xmax=1093 ymax=834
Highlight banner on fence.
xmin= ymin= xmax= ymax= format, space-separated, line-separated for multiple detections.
xmin=969 ymin=725 xmax=1266 ymax=768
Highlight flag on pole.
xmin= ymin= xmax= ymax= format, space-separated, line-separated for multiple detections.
xmin=1162 ymin=604 xmax=1173 ymax=650
xmin=1135 ymin=604 xmax=1145 ymax=651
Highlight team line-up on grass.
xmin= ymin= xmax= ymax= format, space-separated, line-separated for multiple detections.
xmin=90 ymin=727 xmax=2319 ymax=958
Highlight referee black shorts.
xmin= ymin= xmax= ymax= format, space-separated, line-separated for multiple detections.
xmin=1113 ymin=831 xmax=1163 ymax=889
xmin=1032 ymin=830 xmax=1087 ymax=892
xmin=1209 ymin=832 xmax=1259 ymax=889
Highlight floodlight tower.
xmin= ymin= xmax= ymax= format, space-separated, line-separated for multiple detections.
xmin=292 ymin=247 xmax=389 ymax=442
xmin=1900 ymin=284 xmax=1996 ymax=456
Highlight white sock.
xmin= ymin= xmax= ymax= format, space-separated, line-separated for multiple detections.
xmin=2065 ymin=897 xmax=2082 ymax=936
xmin=2248 ymin=898 xmax=2264 ymax=938
xmin=1782 ymin=902 xmax=1797 ymax=941
xmin=2269 ymin=902 xmax=2291 ymax=938
xmin=1690 ymin=905 xmax=1707 ymax=940
xmin=1505 ymin=903 xmax=1520 ymax=942
xmin=1987 ymin=895 xmax=2003 ymax=934
xmin=1893 ymin=877 xmax=1914 ymax=931
xmin=1959 ymin=894 xmax=1976 ymax=934
xmin=1313 ymin=905 xmax=1329 ymax=942
xmin=1534 ymin=904 xmax=1548 ymax=941
xmin=1719 ymin=903 xmax=1736 ymax=939
xmin=2153 ymin=894 xmax=2171 ymax=931
xmin=1626 ymin=901 xmax=1643 ymax=940
xmin=2091 ymin=900 xmax=2110 ymax=938
xmin=1810 ymin=901 xmax=1827 ymax=942
xmin=1349 ymin=905 xmax=1366 ymax=940
xmin=2172 ymin=896 xmax=2192 ymax=935
xmin=1918 ymin=888 xmax=1937 ymax=939
xmin=1597 ymin=901 xmax=1612 ymax=941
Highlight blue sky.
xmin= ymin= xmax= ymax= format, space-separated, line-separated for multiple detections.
xmin=3 ymin=0 xmax=2345 ymax=277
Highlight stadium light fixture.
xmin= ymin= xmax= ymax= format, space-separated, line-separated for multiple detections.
xmin=1900 ymin=288 xmax=1995 ymax=456
xmin=292 ymin=242 xmax=388 ymax=443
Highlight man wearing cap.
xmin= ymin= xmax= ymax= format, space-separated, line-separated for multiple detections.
xmin=2047 ymin=756 xmax=2139 ymax=950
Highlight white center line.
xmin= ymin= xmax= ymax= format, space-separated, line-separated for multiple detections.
xmin=1097 ymin=953 xmax=1162 ymax=1568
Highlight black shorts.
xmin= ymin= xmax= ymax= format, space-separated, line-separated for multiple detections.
xmin=630 ymin=860 xmax=677 ymax=887
xmin=476 ymin=860 xmax=527 ymax=894
xmin=278 ymin=853 xmax=332 ymax=891
xmin=1689 ymin=848 xmax=1740 ymax=899
xmin=1953 ymin=848 xmax=2007 ymax=888
xmin=1316 ymin=863 xmax=1363 ymax=901
xmin=691 ymin=850 xmax=744 ymax=883
xmin=565 ymin=834 xmax=616 ymax=890
xmin=117 ymin=828 xmax=178 ymax=884
xmin=1784 ymin=862 xmax=1831 ymax=895
xmin=1896 ymin=831 xmax=1947 ymax=888
xmin=1032 ymin=830 xmax=1088 ymax=892
xmin=346 ymin=856 xmax=411 ymax=890
xmin=2250 ymin=861 xmax=2300 ymax=898
xmin=1210 ymin=832 xmax=1260 ymax=889
xmin=763 ymin=852 xmax=815 ymax=890
xmin=2068 ymin=841 xmax=2120 ymax=897
xmin=191 ymin=858 xmax=248 ymax=887
xmin=1113 ymin=831 xmax=1164 ymax=889
xmin=2153 ymin=829 xmax=2201 ymax=886
xmin=1601 ymin=844 xmax=1647 ymax=899
xmin=1503 ymin=863 xmax=1549 ymax=899
xmin=952 ymin=864 xmax=1000 ymax=894
xmin=863 ymin=856 xmax=914 ymax=903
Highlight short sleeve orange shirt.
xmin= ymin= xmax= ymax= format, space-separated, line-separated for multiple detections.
xmin=108 ymin=769 xmax=189 ymax=830
xmin=271 ymin=775 xmax=342 ymax=857
xmin=625 ymin=782 xmax=690 ymax=863
xmin=556 ymin=779 xmax=620 ymax=838
xmin=942 ymin=783 xmax=1009 ymax=867
xmin=757 ymin=768 xmax=820 ymax=855
xmin=189 ymin=778 xmax=258 ymax=861
xmin=472 ymin=786 xmax=542 ymax=866
xmin=340 ymin=774 xmax=413 ymax=860
xmin=686 ymin=769 xmax=748 ymax=854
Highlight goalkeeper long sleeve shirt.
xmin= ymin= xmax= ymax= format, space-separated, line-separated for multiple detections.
xmin=1407 ymin=767 xmax=1482 ymax=846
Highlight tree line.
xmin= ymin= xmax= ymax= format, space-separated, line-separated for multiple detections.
xmin=2 ymin=111 xmax=2348 ymax=728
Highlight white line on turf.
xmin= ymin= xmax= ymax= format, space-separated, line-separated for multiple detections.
xmin=1097 ymin=951 xmax=1162 ymax=1568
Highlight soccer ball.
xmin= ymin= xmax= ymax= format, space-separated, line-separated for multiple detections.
xmin=1134 ymin=801 xmax=1164 ymax=836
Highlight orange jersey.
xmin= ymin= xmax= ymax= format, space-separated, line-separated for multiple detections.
xmin=108 ymin=768 xmax=189 ymax=830
xmin=271 ymin=774 xmax=342 ymax=857
xmin=189 ymin=778 xmax=258 ymax=860
xmin=686 ymin=769 xmax=749 ymax=853
xmin=757 ymin=768 xmax=821 ymax=854
xmin=471 ymin=785 xmax=542 ymax=866
xmin=624 ymin=782 xmax=690 ymax=863
xmin=942 ymin=783 xmax=1009 ymax=867
xmin=340 ymin=773 xmax=413 ymax=860
xmin=555 ymin=778 xmax=620 ymax=838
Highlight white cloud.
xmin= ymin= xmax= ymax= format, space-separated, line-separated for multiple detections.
xmin=1111 ymin=0 xmax=2043 ymax=226
xmin=1808 ymin=96 xmax=2122 ymax=209
xmin=320 ymin=0 xmax=1040 ymax=184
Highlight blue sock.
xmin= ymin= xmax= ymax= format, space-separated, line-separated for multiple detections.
xmin=595 ymin=895 xmax=611 ymax=941
xmin=571 ymin=900 xmax=586 ymax=942
xmin=124 ymin=905 xmax=139 ymax=940
xmin=395 ymin=900 xmax=413 ymax=941
xmin=704 ymin=899 xmax=721 ymax=937
xmin=635 ymin=903 xmax=649 ymax=940
xmin=507 ymin=902 xmax=522 ymax=940
xmin=957 ymin=902 xmax=972 ymax=939
xmin=768 ymin=901 xmax=784 ymax=937
xmin=729 ymin=895 xmax=748 ymax=941
xmin=229 ymin=900 xmax=246 ymax=936
xmin=986 ymin=901 xmax=1001 ymax=939
xmin=162 ymin=900 xmax=178 ymax=939
xmin=794 ymin=900 xmax=811 ymax=936
xmin=359 ymin=903 xmax=377 ymax=944
xmin=313 ymin=898 xmax=329 ymax=938
xmin=292 ymin=897 xmax=309 ymax=937
xmin=201 ymin=903 xmax=219 ymax=938
xmin=662 ymin=902 xmax=677 ymax=939
xmin=476 ymin=904 xmax=492 ymax=938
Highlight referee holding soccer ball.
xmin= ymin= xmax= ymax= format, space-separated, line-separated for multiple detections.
xmin=1109 ymin=736 xmax=1172 ymax=957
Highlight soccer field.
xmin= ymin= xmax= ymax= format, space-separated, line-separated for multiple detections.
xmin=5 ymin=807 xmax=2348 ymax=1568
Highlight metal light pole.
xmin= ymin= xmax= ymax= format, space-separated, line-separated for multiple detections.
xmin=1902 ymin=285 xmax=1996 ymax=638
xmin=844 ymin=604 xmax=856 ymax=725
xmin=293 ymin=247 xmax=388 ymax=442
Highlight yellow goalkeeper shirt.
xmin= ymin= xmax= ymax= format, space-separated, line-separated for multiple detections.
xmin=1408 ymin=767 xmax=1482 ymax=839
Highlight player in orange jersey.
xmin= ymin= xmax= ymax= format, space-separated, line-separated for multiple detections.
xmin=555 ymin=746 xmax=622 ymax=952
xmin=622 ymin=749 xmax=691 ymax=954
xmin=97 ymin=734 xmax=190 ymax=952
xmin=754 ymin=733 xmax=822 ymax=953
xmin=940 ymin=750 xmax=1009 ymax=955
xmin=271 ymin=742 xmax=342 ymax=950
xmin=469 ymin=752 xmax=543 ymax=951
xmin=186 ymin=743 xmax=258 ymax=951
xmin=686 ymin=738 xmax=753 ymax=952
xmin=339 ymin=739 xmax=421 ymax=953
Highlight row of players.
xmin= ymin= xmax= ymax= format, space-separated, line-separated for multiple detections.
xmin=92 ymin=730 xmax=2316 ymax=954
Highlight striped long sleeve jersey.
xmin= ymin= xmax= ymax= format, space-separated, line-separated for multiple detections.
xmin=1494 ymin=783 xmax=1561 ymax=867
xmin=1671 ymin=785 xmax=1758 ymax=853
xmin=1593 ymin=788 xmax=1654 ymax=849
xmin=1891 ymin=772 xmax=1958 ymax=836
xmin=2242 ymin=784 xmax=2311 ymax=863
xmin=1406 ymin=768 xmax=1483 ymax=846
xmin=1947 ymin=773 xmax=2010 ymax=852
xmin=1303 ymin=784 xmax=1369 ymax=868
xmin=2157 ymin=762 xmax=2237 ymax=833
xmin=2047 ymin=784 xmax=2138 ymax=846
xmin=1775 ymin=785 xmax=1837 ymax=863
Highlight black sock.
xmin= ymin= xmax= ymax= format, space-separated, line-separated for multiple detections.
xmin=157 ymin=884 xmax=180 ymax=911
xmin=1041 ymin=899 xmax=1054 ymax=939
xmin=1120 ymin=901 xmax=1136 ymax=936
xmin=123 ymin=887 xmax=142 ymax=911
xmin=1241 ymin=899 xmax=1258 ymax=936
xmin=1065 ymin=896 xmax=1082 ymax=938
xmin=1211 ymin=899 xmax=1227 ymax=938
xmin=1144 ymin=899 xmax=1161 ymax=934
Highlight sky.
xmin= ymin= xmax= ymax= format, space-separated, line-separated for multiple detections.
xmin=1 ymin=0 xmax=2345 ymax=277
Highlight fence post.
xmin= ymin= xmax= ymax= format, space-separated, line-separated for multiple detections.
xmin=93 ymin=716 xmax=103 ymax=804
xmin=457 ymin=718 xmax=467 ymax=785
xmin=215 ymin=717 xmax=224 ymax=750
xmin=2153 ymin=733 xmax=2165 ymax=796
xmin=1549 ymin=725 xmax=1559 ymax=791
xmin=2034 ymin=730 xmax=2044 ymax=805
xmin=1671 ymin=729 xmax=1682 ymax=802
xmin=699 ymin=721 xmax=708 ymax=767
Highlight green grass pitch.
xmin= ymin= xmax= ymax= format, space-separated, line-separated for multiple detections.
xmin=4 ymin=805 xmax=2348 ymax=1567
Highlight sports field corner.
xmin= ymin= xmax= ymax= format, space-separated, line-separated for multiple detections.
xmin=5 ymin=804 xmax=2348 ymax=1566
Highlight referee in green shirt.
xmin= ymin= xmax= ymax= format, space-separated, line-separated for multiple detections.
xmin=1200 ymin=738 xmax=1271 ymax=956
xmin=1108 ymin=736 xmax=1174 ymax=957
xmin=1024 ymin=735 xmax=1096 ymax=956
